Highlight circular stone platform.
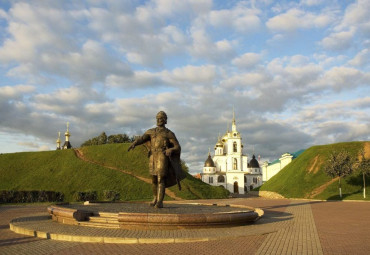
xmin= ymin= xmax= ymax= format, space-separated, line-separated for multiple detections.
xmin=48 ymin=201 xmax=263 ymax=229
xmin=10 ymin=201 xmax=264 ymax=244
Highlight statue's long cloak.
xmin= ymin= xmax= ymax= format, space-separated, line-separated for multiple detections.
xmin=143 ymin=128 xmax=186 ymax=189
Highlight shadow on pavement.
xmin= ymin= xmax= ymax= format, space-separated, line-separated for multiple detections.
xmin=0 ymin=236 xmax=38 ymax=247
xmin=256 ymin=210 xmax=293 ymax=225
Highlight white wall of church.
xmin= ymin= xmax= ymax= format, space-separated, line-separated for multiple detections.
xmin=280 ymin=153 xmax=293 ymax=169
xmin=201 ymin=114 xmax=262 ymax=195
xmin=261 ymin=153 xmax=293 ymax=182
xmin=226 ymin=173 xmax=244 ymax=194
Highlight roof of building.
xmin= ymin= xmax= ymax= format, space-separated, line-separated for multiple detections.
xmin=204 ymin=153 xmax=215 ymax=167
xmin=292 ymin=149 xmax=305 ymax=159
xmin=249 ymin=155 xmax=260 ymax=168
xmin=268 ymin=149 xmax=305 ymax=166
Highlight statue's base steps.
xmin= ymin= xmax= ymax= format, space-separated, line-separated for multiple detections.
xmin=48 ymin=202 xmax=263 ymax=229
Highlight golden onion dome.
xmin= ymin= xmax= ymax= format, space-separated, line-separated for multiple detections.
xmin=204 ymin=153 xmax=215 ymax=167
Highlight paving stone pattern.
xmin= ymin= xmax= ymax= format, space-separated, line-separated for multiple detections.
xmin=256 ymin=200 xmax=323 ymax=255
xmin=1 ymin=198 xmax=370 ymax=254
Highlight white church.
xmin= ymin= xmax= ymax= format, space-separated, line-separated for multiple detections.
xmin=201 ymin=113 xmax=262 ymax=194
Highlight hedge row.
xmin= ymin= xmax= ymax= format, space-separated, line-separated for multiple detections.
xmin=73 ymin=190 xmax=120 ymax=202
xmin=0 ymin=190 xmax=64 ymax=203
xmin=0 ymin=190 xmax=121 ymax=203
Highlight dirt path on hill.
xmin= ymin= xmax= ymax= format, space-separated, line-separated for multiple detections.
xmin=307 ymin=142 xmax=370 ymax=199
xmin=362 ymin=142 xmax=370 ymax=158
xmin=305 ymin=177 xmax=339 ymax=199
xmin=74 ymin=149 xmax=182 ymax=201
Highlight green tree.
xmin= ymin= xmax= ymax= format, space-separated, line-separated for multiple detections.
xmin=107 ymin=134 xmax=130 ymax=144
xmin=324 ymin=150 xmax=353 ymax=198
xmin=356 ymin=149 xmax=370 ymax=198
xmin=97 ymin=132 xmax=107 ymax=145
xmin=181 ymin=159 xmax=189 ymax=172
xmin=81 ymin=132 xmax=134 ymax=147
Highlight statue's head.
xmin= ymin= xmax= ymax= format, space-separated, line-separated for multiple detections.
xmin=156 ymin=111 xmax=167 ymax=126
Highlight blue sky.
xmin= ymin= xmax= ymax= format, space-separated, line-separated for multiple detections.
xmin=0 ymin=0 xmax=369 ymax=173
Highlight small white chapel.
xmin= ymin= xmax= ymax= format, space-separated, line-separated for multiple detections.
xmin=201 ymin=112 xmax=262 ymax=194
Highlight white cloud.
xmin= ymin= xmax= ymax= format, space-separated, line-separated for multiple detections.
xmin=208 ymin=5 xmax=261 ymax=33
xmin=0 ymin=85 xmax=35 ymax=98
xmin=320 ymin=28 xmax=356 ymax=51
xmin=320 ymin=0 xmax=370 ymax=52
xmin=153 ymin=0 xmax=212 ymax=17
xmin=232 ymin=53 xmax=262 ymax=69
xmin=17 ymin=142 xmax=50 ymax=151
xmin=31 ymin=86 xmax=103 ymax=115
xmin=348 ymin=49 xmax=370 ymax=66
xmin=0 ymin=1 xmax=369 ymax=173
xmin=336 ymin=0 xmax=370 ymax=32
xmin=189 ymin=24 xmax=236 ymax=63
xmin=300 ymin=0 xmax=324 ymax=6
xmin=313 ymin=66 xmax=370 ymax=90
xmin=169 ymin=65 xmax=217 ymax=84
xmin=266 ymin=8 xmax=333 ymax=32
xmin=106 ymin=71 xmax=162 ymax=89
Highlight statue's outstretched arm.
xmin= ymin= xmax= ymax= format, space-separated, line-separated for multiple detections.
xmin=128 ymin=133 xmax=150 ymax=151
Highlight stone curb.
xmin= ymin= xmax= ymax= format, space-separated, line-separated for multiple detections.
xmin=9 ymin=220 xmax=252 ymax=244
xmin=9 ymin=213 xmax=265 ymax=244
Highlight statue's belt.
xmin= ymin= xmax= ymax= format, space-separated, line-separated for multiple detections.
xmin=151 ymin=147 xmax=166 ymax=152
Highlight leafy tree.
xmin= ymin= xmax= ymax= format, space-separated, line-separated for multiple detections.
xmin=97 ymin=132 xmax=107 ymax=145
xmin=324 ymin=150 xmax=353 ymax=198
xmin=356 ymin=149 xmax=370 ymax=198
xmin=81 ymin=132 xmax=134 ymax=147
xmin=107 ymin=134 xmax=131 ymax=144
xmin=181 ymin=160 xmax=189 ymax=172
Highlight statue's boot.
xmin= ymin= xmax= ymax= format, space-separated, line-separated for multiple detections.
xmin=154 ymin=182 xmax=165 ymax=208
xmin=150 ymin=183 xmax=158 ymax=207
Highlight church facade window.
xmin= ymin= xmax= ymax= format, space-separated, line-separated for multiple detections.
xmin=209 ymin=177 xmax=213 ymax=183
xmin=233 ymin=158 xmax=237 ymax=170
xmin=217 ymin=175 xmax=225 ymax=183
xmin=233 ymin=142 xmax=237 ymax=152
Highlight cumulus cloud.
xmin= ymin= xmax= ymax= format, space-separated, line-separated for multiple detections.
xmin=189 ymin=24 xmax=236 ymax=63
xmin=0 ymin=85 xmax=35 ymax=98
xmin=208 ymin=4 xmax=261 ymax=33
xmin=266 ymin=8 xmax=333 ymax=32
xmin=0 ymin=1 xmax=369 ymax=173
xmin=232 ymin=53 xmax=262 ymax=70
xmin=320 ymin=28 xmax=356 ymax=51
xmin=320 ymin=0 xmax=370 ymax=52
xmin=348 ymin=49 xmax=370 ymax=66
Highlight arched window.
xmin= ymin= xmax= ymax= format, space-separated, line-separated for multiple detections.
xmin=217 ymin=175 xmax=225 ymax=183
xmin=233 ymin=142 xmax=237 ymax=152
xmin=233 ymin=158 xmax=237 ymax=170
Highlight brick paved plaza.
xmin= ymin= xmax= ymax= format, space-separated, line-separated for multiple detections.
xmin=1 ymin=198 xmax=369 ymax=255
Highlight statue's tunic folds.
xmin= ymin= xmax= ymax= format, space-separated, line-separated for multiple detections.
xmin=134 ymin=127 xmax=186 ymax=188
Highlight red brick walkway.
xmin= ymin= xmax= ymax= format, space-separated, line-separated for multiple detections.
xmin=1 ymin=198 xmax=369 ymax=255
xmin=311 ymin=201 xmax=370 ymax=255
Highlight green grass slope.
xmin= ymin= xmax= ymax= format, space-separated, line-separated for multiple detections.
xmin=259 ymin=141 xmax=370 ymax=200
xmin=80 ymin=143 xmax=229 ymax=200
xmin=0 ymin=143 xmax=229 ymax=202
xmin=0 ymin=149 xmax=152 ymax=202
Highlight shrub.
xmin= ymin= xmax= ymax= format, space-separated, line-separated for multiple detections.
xmin=0 ymin=190 xmax=64 ymax=203
xmin=73 ymin=191 xmax=98 ymax=202
xmin=102 ymin=190 xmax=120 ymax=201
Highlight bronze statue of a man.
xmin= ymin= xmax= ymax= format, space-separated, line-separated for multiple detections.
xmin=128 ymin=111 xmax=185 ymax=208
